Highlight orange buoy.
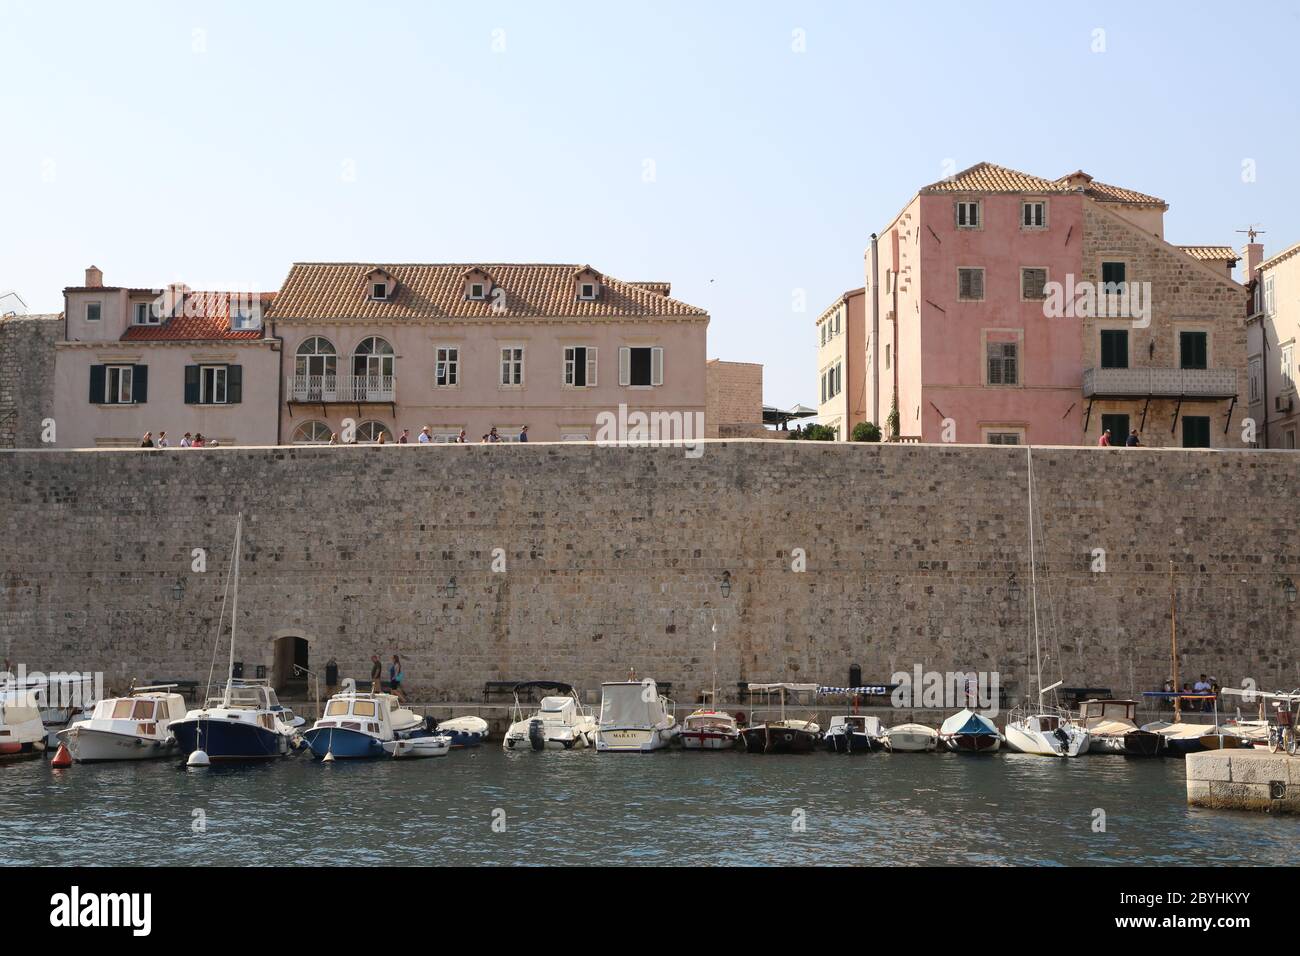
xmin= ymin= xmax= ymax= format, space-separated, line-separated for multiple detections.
xmin=51 ymin=743 xmax=72 ymax=768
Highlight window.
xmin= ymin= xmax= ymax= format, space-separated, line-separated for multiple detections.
xmin=500 ymin=347 xmax=525 ymax=386
xmin=820 ymin=363 xmax=842 ymax=403
xmin=1282 ymin=344 xmax=1295 ymax=392
xmin=1101 ymin=414 xmax=1130 ymax=446
xmin=370 ymin=282 xmax=387 ymax=301
xmin=1021 ymin=201 xmax=1045 ymax=228
xmin=355 ymin=421 xmax=392 ymax=444
xmin=89 ymin=364 xmax=147 ymax=404
xmin=619 ymin=346 xmax=663 ymax=387
xmin=1249 ymin=356 xmax=1263 ymax=405
xmin=956 ymin=201 xmax=980 ymax=228
xmin=987 ymin=341 xmax=1018 ymax=386
xmin=86 ymin=302 xmax=101 ymax=322
xmin=184 ymin=364 xmax=241 ymax=405
xmin=469 ymin=283 xmax=486 ymax=300
xmin=578 ymin=283 xmax=597 ymax=301
xmin=1100 ymin=330 xmax=1129 ymax=369
xmin=1179 ymin=330 xmax=1208 ymax=370
xmin=295 ymin=337 xmax=337 ymax=379
xmin=353 ymin=336 xmax=394 ymax=380
xmin=1021 ymin=268 xmax=1048 ymax=300
xmin=564 ymin=346 xmax=597 ymax=387
xmin=133 ymin=302 xmax=159 ymax=325
xmin=1264 ymin=275 xmax=1275 ymax=315
xmin=292 ymin=421 xmax=333 ymax=444
xmin=230 ymin=305 xmax=259 ymax=330
xmin=1182 ymin=416 xmax=1210 ymax=448
xmin=1101 ymin=261 xmax=1127 ymax=294
xmin=986 ymin=432 xmax=1021 ymax=445
xmin=958 ymin=268 xmax=985 ymax=301
xmin=1286 ymin=429 xmax=1297 ymax=450
xmin=435 ymin=347 xmax=459 ymax=387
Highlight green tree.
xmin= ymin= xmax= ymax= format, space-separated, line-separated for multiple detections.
xmin=792 ymin=423 xmax=838 ymax=441
xmin=851 ymin=421 xmax=882 ymax=442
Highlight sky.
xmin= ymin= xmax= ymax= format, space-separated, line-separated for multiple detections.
xmin=2 ymin=0 xmax=1298 ymax=407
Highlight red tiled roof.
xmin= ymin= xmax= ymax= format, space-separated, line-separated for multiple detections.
xmin=120 ymin=291 xmax=275 ymax=341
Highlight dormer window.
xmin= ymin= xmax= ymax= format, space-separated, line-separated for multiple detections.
xmin=364 ymin=268 xmax=397 ymax=302
xmin=462 ymin=267 xmax=493 ymax=301
xmin=573 ymin=266 xmax=603 ymax=301
xmin=133 ymin=302 xmax=159 ymax=325
xmin=579 ymin=283 xmax=597 ymax=301
xmin=371 ymin=283 xmax=387 ymax=301
xmin=469 ymin=283 xmax=486 ymax=300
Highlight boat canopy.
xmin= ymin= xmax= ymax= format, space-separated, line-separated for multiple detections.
xmin=540 ymin=696 xmax=576 ymax=715
xmin=1080 ymin=699 xmax=1137 ymax=721
xmin=600 ymin=682 xmax=666 ymax=726
xmin=747 ymin=682 xmax=819 ymax=693
xmin=940 ymin=710 xmax=997 ymax=736
xmin=512 ymin=680 xmax=575 ymax=695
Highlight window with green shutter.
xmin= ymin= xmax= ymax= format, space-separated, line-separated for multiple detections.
xmin=1100 ymin=330 xmax=1129 ymax=369
xmin=1179 ymin=331 xmax=1208 ymax=369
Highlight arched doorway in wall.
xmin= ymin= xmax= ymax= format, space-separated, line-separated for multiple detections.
xmin=271 ymin=632 xmax=310 ymax=695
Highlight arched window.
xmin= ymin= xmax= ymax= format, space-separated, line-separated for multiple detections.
xmin=295 ymin=337 xmax=337 ymax=378
xmin=292 ymin=421 xmax=333 ymax=445
xmin=355 ymin=421 xmax=392 ymax=444
xmin=352 ymin=336 xmax=394 ymax=379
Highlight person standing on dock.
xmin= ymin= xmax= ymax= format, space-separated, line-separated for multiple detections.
xmin=370 ymin=654 xmax=382 ymax=693
xmin=389 ymin=655 xmax=406 ymax=703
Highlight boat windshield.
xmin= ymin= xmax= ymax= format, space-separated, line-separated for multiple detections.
xmin=225 ymin=686 xmax=263 ymax=708
xmin=540 ymin=696 xmax=573 ymax=714
xmin=325 ymin=700 xmax=350 ymax=717
xmin=351 ymin=700 xmax=376 ymax=717
xmin=111 ymin=699 xmax=134 ymax=719
xmin=130 ymin=700 xmax=156 ymax=720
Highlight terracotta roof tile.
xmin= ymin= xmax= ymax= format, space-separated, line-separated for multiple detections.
xmin=267 ymin=263 xmax=707 ymax=321
xmin=121 ymin=291 xmax=275 ymax=341
xmin=921 ymin=162 xmax=1070 ymax=194
xmin=1055 ymin=171 xmax=1166 ymax=206
xmin=1178 ymin=246 xmax=1239 ymax=263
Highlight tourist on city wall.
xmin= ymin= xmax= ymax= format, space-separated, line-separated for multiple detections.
xmin=456 ymin=429 xmax=467 ymax=443
xmin=488 ymin=427 xmax=501 ymax=443
xmin=369 ymin=654 xmax=382 ymax=693
xmin=389 ymin=655 xmax=406 ymax=702
xmin=328 ymin=432 xmax=340 ymax=445
xmin=157 ymin=431 xmax=170 ymax=448
xmin=1097 ymin=429 xmax=1112 ymax=447
xmin=418 ymin=426 xmax=432 ymax=444
xmin=1126 ymin=429 xmax=1141 ymax=447
xmin=376 ymin=431 xmax=388 ymax=445
xmin=140 ymin=431 xmax=154 ymax=448
xmin=398 ymin=428 xmax=410 ymax=444
xmin=192 ymin=433 xmax=206 ymax=447
xmin=179 ymin=432 xmax=193 ymax=448
xmin=518 ymin=425 xmax=529 ymax=442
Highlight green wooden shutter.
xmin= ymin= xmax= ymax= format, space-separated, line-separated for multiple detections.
xmin=183 ymin=365 xmax=200 ymax=404
xmin=132 ymin=365 xmax=148 ymax=403
xmin=89 ymin=365 xmax=105 ymax=404
xmin=227 ymin=365 xmax=242 ymax=404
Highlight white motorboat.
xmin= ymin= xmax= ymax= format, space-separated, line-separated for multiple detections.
xmin=503 ymin=681 xmax=597 ymax=751
xmin=824 ymin=714 xmax=887 ymax=753
xmin=1077 ymin=699 xmax=1164 ymax=756
xmin=595 ymin=676 xmax=678 ymax=752
xmin=0 ymin=685 xmax=47 ymax=759
xmin=435 ymin=715 xmax=489 ymax=748
xmin=384 ymin=735 xmax=451 ymax=759
xmin=679 ymin=709 xmax=740 ymax=750
xmin=938 ymin=709 xmax=1001 ymax=753
xmin=884 ymin=723 xmax=938 ymax=752
xmin=301 ymin=691 xmax=429 ymax=760
xmin=57 ymin=687 xmax=188 ymax=762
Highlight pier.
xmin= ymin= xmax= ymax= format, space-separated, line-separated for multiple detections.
xmin=1186 ymin=750 xmax=1300 ymax=813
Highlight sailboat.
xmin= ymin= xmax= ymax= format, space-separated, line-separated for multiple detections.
xmin=680 ymin=623 xmax=740 ymax=750
xmin=1003 ymin=447 xmax=1090 ymax=758
xmin=170 ymin=514 xmax=298 ymax=763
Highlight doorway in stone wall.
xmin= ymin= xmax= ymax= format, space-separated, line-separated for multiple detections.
xmin=272 ymin=635 xmax=309 ymax=696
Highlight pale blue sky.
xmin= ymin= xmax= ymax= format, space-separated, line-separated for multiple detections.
xmin=2 ymin=0 xmax=1297 ymax=406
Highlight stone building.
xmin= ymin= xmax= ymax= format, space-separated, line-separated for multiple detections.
xmin=829 ymin=163 xmax=1249 ymax=446
xmin=705 ymin=359 xmax=766 ymax=437
xmin=0 ymin=312 xmax=61 ymax=448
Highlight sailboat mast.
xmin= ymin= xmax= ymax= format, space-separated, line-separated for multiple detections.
xmin=1170 ymin=561 xmax=1180 ymax=722
xmin=224 ymin=513 xmax=243 ymax=706
xmin=1027 ymin=449 xmax=1043 ymax=702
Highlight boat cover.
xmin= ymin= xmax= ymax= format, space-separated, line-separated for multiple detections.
xmin=940 ymin=709 xmax=997 ymax=736
xmin=600 ymin=683 xmax=666 ymax=726
xmin=747 ymin=682 xmax=819 ymax=693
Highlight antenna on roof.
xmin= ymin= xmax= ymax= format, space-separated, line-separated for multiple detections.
xmin=1236 ymin=224 xmax=1266 ymax=243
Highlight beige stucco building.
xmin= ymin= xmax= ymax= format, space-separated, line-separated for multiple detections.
xmin=814 ymin=288 xmax=865 ymax=440
xmin=52 ymin=267 xmax=280 ymax=448
xmin=267 ymin=263 xmax=709 ymax=444
xmin=1244 ymin=240 xmax=1300 ymax=448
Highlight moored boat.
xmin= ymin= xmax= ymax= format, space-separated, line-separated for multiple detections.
xmin=739 ymin=683 xmax=820 ymax=754
xmin=884 ymin=723 xmax=938 ymax=752
xmin=502 ymin=681 xmax=597 ymax=751
xmin=824 ymin=714 xmax=886 ymax=753
xmin=0 ymin=685 xmax=47 ymax=760
xmin=1003 ymin=708 xmax=1089 ymax=757
xmin=301 ymin=691 xmax=422 ymax=759
xmin=938 ymin=709 xmax=1001 ymax=753
xmin=1077 ymin=699 xmax=1163 ymax=756
xmin=57 ymin=687 xmax=188 ymax=762
xmin=435 ymin=715 xmax=489 ymax=748
xmin=171 ymin=681 xmax=297 ymax=762
xmin=384 ymin=735 xmax=451 ymax=759
xmin=595 ymin=677 xmax=678 ymax=753
xmin=679 ymin=709 xmax=741 ymax=750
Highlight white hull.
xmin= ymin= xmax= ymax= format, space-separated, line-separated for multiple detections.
xmin=502 ymin=724 xmax=594 ymax=751
xmin=383 ymin=736 xmax=450 ymax=759
xmin=1004 ymin=721 xmax=1089 ymax=757
xmin=679 ymin=732 xmax=738 ymax=750
xmin=595 ymin=724 xmax=678 ymax=752
xmin=61 ymin=726 xmax=176 ymax=762
xmin=884 ymin=724 xmax=938 ymax=752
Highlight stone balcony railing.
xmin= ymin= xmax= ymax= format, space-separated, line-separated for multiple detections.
xmin=1082 ymin=367 xmax=1237 ymax=399
xmin=287 ymin=374 xmax=396 ymax=403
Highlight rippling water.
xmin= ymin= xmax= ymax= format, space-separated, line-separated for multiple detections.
xmin=1 ymin=748 xmax=1295 ymax=866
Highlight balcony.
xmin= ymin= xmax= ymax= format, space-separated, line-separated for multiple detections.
xmin=1082 ymin=367 xmax=1237 ymax=400
xmin=287 ymin=374 xmax=395 ymax=403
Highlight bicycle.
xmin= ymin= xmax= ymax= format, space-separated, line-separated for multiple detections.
xmin=1268 ymin=698 xmax=1299 ymax=755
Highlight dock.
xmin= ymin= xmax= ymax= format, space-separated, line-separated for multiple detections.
xmin=1186 ymin=749 xmax=1300 ymax=813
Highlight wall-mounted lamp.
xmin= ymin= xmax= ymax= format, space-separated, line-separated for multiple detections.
xmin=446 ymin=577 xmax=457 ymax=599
xmin=1285 ymin=578 xmax=1297 ymax=604
xmin=720 ymin=570 xmax=732 ymax=598
xmin=1007 ymin=575 xmax=1021 ymax=603
xmin=170 ymin=580 xmax=186 ymax=601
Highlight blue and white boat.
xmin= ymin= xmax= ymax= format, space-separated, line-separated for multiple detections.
xmin=169 ymin=513 xmax=298 ymax=764
xmin=433 ymin=715 xmax=489 ymax=748
xmin=301 ymin=692 xmax=432 ymax=759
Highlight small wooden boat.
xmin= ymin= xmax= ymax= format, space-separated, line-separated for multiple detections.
xmin=1078 ymin=699 xmax=1163 ymax=756
xmin=884 ymin=723 xmax=938 ymax=752
xmin=679 ymin=709 xmax=741 ymax=750
xmin=57 ymin=687 xmax=188 ymax=762
xmin=824 ymin=714 xmax=886 ymax=753
xmin=384 ymin=735 xmax=450 ymax=759
xmin=740 ymin=683 xmax=820 ymax=754
xmin=938 ymin=709 xmax=1001 ymax=753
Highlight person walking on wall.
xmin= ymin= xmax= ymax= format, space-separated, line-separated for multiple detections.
xmin=1126 ymin=429 xmax=1141 ymax=447
xmin=1097 ymin=429 xmax=1112 ymax=447
xmin=369 ymin=654 xmax=382 ymax=693
xmin=157 ymin=431 xmax=170 ymax=448
xmin=140 ymin=431 xmax=155 ymax=448
xmin=398 ymin=428 xmax=410 ymax=444
xmin=518 ymin=425 xmax=529 ymax=442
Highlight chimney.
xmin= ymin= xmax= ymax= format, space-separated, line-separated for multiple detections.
xmin=1241 ymin=242 xmax=1264 ymax=283
xmin=85 ymin=265 xmax=103 ymax=288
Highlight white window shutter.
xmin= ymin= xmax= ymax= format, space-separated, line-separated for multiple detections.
xmin=587 ymin=347 xmax=597 ymax=387
xmin=651 ymin=347 xmax=664 ymax=386
xmin=563 ymin=347 xmax=574 ymax=386
xmin=619 ymin=347 xmax=630 ymax=386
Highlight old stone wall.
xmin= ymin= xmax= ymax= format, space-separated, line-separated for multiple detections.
xmin=0 ymin=313 xmax=61 ymax=448
xmin=706 ymin=359 xmax=765 ymax=438
xmin=0 ymin=441 xmax=1295 ymax=704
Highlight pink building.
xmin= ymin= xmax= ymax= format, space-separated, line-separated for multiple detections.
xmin=53 ymin=267 xmax=280 ymax=448
xmin=268 ymin=263 xmax=709 ymax=444
xmin=837 ymin=163 xmax=1249 ymax=447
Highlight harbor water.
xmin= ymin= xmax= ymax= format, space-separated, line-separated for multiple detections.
xmin=3 ymin=747 xmax=1298 ymax=866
